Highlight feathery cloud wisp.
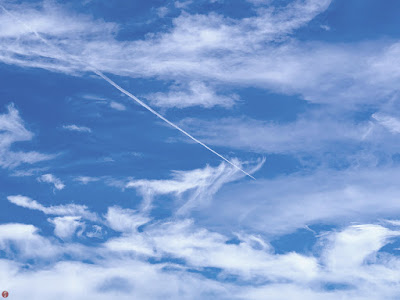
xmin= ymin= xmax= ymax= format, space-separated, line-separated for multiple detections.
xmin=62 ymin=124 xmax=92 ymax=133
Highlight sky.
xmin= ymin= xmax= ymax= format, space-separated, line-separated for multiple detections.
xmin=1 ymin=0 xmax=400 ymax=299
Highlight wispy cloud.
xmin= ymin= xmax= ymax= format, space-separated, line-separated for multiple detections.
xmin=372 ymin=112 xmax=400 ymax=134
xmin=74 ymin=176 xmax=100 ymax=184
xmin=195 ymin=165 xmax=400 ymax=235
xmin=7 ymin=195 xmax=98 ymax=221
xmin=0 ymin=103 xmax=53 ymax=169
xmin=109 ymin=101 xmax=126 ymax=111
xmin=62 ymin=124 xmax=92 ymax=133
xmin=37 ymin=173 xmax=65 ymax=190
xmin=126 ymin=159 xmax=264 ymax=213
xmin=146 ymin=81 xmax=239 ymax=108
xmin=0 ymin=0 xmax=341 ymax=110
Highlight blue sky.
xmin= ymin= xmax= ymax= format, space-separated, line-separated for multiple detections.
xmin=1 ymin=0 xmax=400 ymax=299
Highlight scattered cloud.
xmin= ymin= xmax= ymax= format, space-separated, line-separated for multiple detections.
xmin=146 ymin=82 xmax=239 ymax=108
xmin=195 ymin=166 xmax=400 ymax=235
xmin=0 ymin=0 xmax=347 ymax=110
xmin=105 ymin=206 xmax=150 ymax=233
xmin=48 ymin=216 xmax=85 ymax=240
xmin=37 ymin=173 xmax=66 ymax=190
xmin=178 ymin=114 xmax=371 ymax=154
xmin=126 ymin=159 xmax=264 ymax=213
xmin=0 ymin=103 xmax=53 ymax=169
xmin=372 ymin=112 xmax=400 ymax=134
xmin=156 ymin=6 xmax=169 ymax=18
xmin=7 ymin=195 xmax=98 ymax=221
xmin=1 ymin=214 xmax=400 ymax=298
xmin=109 ymin=101 xmax=126 ymax=111
xmin=3 ymin=1 xmax=400 ymax=299
xmin=62 ymin=124 xmax=92 ymax=133
xmin=10 ymin=167 xmax=49 ymax=177
xmin=74 ymin=176 xmax=100 ymax=184
xmin=86 ymin=225 xmax=104 ymax=239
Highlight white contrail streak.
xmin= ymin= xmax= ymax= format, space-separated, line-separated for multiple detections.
xmin=0 ymin=4 xmax=256 ymax=180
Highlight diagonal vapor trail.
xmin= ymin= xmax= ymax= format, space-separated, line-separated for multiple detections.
xmin=0 ymin=4 xmax=256 ymax=180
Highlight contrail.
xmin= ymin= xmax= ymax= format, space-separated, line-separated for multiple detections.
xmin=0 ymin=4 xmax=256 ymax=180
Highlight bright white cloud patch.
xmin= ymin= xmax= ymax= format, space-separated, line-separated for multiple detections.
xmin=37 ymin=173 xmax=65 ymax=190
xmin=105 ymin=206 xmax=150 ymax=233
xmin=48 ymin=216 xmax=84 ymax=239
xmin=7 ymin=195 xmax=98 ymax=221
xmin=2 ymin=204 xmax=400 ymax=299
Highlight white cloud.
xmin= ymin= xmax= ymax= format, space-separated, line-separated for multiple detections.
xmin=174 ymin=1 xmax=193 ymax=9
xmin=62 ymin=124 xmax=92 ymax=133
xmin=146 ymin=82 xmax=238 ymax=108
xmin=2 ymin=218 xmax=400 ymax=299
xmin=2 ymin=2 xmax=393 ymax=114
xmin=48 ymin=216 xmax=85 ymax=240
xmin=105 ymin=206 xmax=150 ymax=233
xmin=126 ymin=159 xmax=264 ymax=213
xmin=178 ymin=114 xmax=372 ymax=154
xmin=145 ymin=219 xmax=319 ymax=282
xmin=372 ymin=112 xmax=400 ymax=134
xmin=322 ymin=224 xmax=400 ymax=272
xmin=86 ymin=225 xmax=104 ymax=239
xmin=10 ymin=167 xmax=49 ymax=177
xmin=37 ymin=173 xmax=65 ymax=190
xmin=6 ymin=165 xmax=400 ymax=299
xmin=156 ymin=6 xmax=169 ymax=18
xmin=74 ymin=176 xmax=100 ymax=184
xmin=195 ymin=166 xmax=400 ymax=235
xmin=0 ymin=103 xmax=53 ymax=168
xmin=109 ymin=101 xmax=126 ymax=111
xmin=0 ymin=0 xmax=346 ymax=110
xmin=0 ymin=256 xmax=229 ymax=300
xmin=1 ymin=1 xmax=393 ymax=114
xmin=7 ymin=195 xmax=98 ymax=221
xmin=4 ymin=1 xmax=400 ymax=298
xmin=0 ymin=223 xmax=60 ymax=259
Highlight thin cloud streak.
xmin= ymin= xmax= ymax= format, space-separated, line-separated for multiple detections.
xmin=0 ymin=4 xmax=256 ymax=180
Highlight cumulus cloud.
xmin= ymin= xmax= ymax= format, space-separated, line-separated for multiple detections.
xmin=0 ymin=223 xmax=60 ymax=259
xmin=48 ymin=216 xmax=85 ymax=240
xmin=6 ymin=156 xmax=400 ymax=298
xmin=1 ymin=217 xmax=400 ymax=299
